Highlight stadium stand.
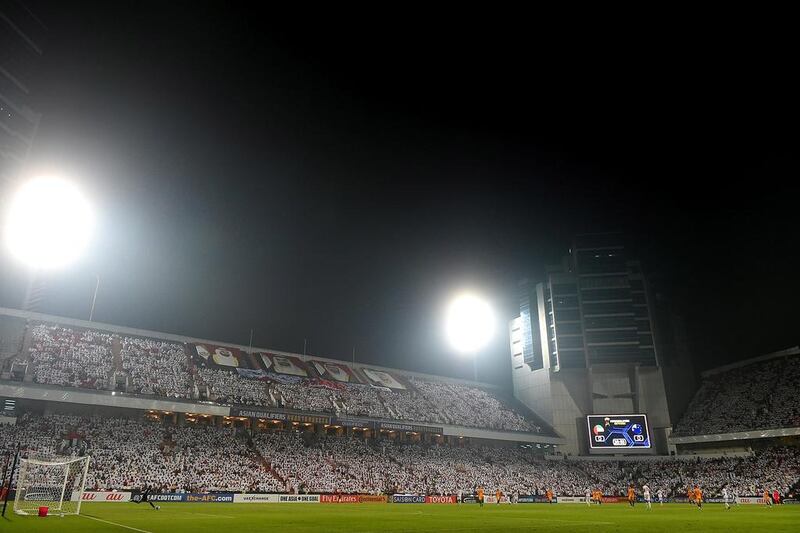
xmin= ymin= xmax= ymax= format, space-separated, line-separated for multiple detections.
xmin=120 ymin=336 xmax=193 ymax=398
xmin=4 ymin=319 xmax=550 ymax=434
xmin=26 ymin=323 xmax=114 ymax=390
xmin=2 ymin=413 xmax=799 ymax=498
xmin=673 ymin=350 xmax=800 ymax=436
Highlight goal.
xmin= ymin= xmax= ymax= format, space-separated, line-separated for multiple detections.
xmin=13 ymin=456 xmax=90 ymax=516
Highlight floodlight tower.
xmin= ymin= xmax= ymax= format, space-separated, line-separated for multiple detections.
xmin=3 ymin=177 xmax=96 ymax=316
xmin=445 ymin=292 xmax=495 ymax=381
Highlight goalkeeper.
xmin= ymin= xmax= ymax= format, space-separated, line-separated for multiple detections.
xmin=133 ymin=485 xmax=160 ymax=510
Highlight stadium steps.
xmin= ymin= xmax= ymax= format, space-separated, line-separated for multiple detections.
xmin=248 ymin=443 xmax=287 ymax=484
xmin=111 ymin=337 xmax=122 ymax=371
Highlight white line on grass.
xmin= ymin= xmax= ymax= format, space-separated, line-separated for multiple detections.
xmin=81 ymin=514 xmax=154 ymax=533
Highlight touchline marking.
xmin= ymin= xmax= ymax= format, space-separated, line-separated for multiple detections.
xmin=81 ymin=514 xmax=154 ymax=533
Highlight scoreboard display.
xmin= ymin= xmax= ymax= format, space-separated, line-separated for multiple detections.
xmin=587 ymin=414 xmax=650 ymax=450
xmin=1 ymin=398 xmax=17 ymax=417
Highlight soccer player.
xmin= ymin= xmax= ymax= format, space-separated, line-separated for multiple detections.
xmin=687 ymin=486 xmax=694 ymax=505
xmin=627 ymin=485 xmax=636 ymax=508
xmin=657 ymin=488 xmax=664 ymax=506
xmin=722 ymin=487 xmax=731 ymax=510
xmin=495 ymin=489 xmax=502 ymax=505
xmin=546 ymin=488 xmax=554 ymax=504
xmin=693 ymin=485 xmax=703 ymax=510
xmin=477 ymin=487 xmax=484 ymax=508
xmin=134 ymin=485 xmax=160 ymax=510
xmin=763 ymin=489 xmax=772 ymax=507
xmin=643 ymin=484 xmax=652 ymax=510
xmin=586 ymin=488 xmax=592 ymax=506
xmin=773 ymin=490 xmax=781 ymax=505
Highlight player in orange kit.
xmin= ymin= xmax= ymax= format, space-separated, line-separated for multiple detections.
xmin=627 ymin=485 xmax=636 ymax=507
xmin=693 ymin=485 xmax=703 ymax=509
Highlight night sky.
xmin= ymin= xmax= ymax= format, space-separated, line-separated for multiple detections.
xmin=1 ymin=4 xmax=797 ymax=385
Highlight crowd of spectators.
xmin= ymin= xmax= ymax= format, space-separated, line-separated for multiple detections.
xmin=13 ymin=324 xmax=555 ymax=434
xmin=27 ymin=324 xmax=113 ymax=390
xmin=195 ymin=366 xmax=272 ymax=407
xmin=3 ymin=413 xmax=799 ymax=498
xmin=11 ymin=323 xmax=547 ymax=433
xmin=674 ymin=353 xmax=800 ymax=436
xmin=410 ymin=378 xmax=541 ymax=432
xmin=120 ymin=337 xmax=192 ymax=398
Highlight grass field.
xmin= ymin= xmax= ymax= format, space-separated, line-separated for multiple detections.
xmin=2 ymin=502 xmax=798 ymax=532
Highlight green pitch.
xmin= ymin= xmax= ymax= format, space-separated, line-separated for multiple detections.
xmin=2 ymin=503 xmax=798 ymax=532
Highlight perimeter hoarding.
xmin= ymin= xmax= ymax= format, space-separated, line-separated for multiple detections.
xmin=587 ymin=414 xmax=651 ymax=452
xmin=232 ymin=494 xmax=320 ymax=503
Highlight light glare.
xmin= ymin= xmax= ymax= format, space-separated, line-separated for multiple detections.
xmin=445 ymin=293 xmax=495 ymax=353
xmin=4 ymin=177 xmax=93 ymax=269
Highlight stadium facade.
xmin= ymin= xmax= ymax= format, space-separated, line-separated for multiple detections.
xmin=0 ymin=0 xmax=46 ymax=184
xmin=510 ymin=234 xmax=673 ymax=455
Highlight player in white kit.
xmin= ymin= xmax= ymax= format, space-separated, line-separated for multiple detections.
xmin=586 ymin=489 xmax=592 ymax=506
xmin=657 ymin=489 xmax=664 ymax=506
xmin=722 ymin=487 xmax=731 ymax=510
xmin=643 ymin=485 xmax=652 ymax=509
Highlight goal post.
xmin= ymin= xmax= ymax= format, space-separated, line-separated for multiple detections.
xmin=13 ymin=456 xmax=90 ymax=516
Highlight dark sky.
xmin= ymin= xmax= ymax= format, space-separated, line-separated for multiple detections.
xmin=1 ymin=4 xmax=798 ymax=385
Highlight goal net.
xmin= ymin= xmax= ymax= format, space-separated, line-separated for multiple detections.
xmin=13 ymin=456 xmax=90 ymax=516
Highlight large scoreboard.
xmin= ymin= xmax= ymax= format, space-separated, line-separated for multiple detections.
xmin=1 ymin=398 xmax=17 ymax=417
xmin=587 ymin=414 xmax=650 ymax=452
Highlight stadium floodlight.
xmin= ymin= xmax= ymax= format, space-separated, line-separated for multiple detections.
xmin=4 ymin=177 xmax=93 ymax=270
xmin=445 ymin=293 xmax=495 ymax=353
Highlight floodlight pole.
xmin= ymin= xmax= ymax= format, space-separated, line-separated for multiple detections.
xmin=88 ymin=275 xmax=100 ymax=322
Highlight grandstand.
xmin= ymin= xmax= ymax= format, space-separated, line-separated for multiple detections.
xmin=671 ymin=347 xmax=800 ymax=439
xmin=2 ymin=306 xmax=799 ymax=532
xmin=0 ymin=308 xmax=557 ymax=441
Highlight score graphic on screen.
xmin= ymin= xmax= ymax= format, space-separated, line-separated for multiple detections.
xmin=587 ymin=414 xmax=650 ymax=450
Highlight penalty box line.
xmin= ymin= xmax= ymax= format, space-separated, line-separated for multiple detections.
xmin=80 ymin=514 xmax=154 ymax=533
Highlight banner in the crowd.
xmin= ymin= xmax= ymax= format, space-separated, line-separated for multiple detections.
xmin=379 ymin=422 xmax=444 ymax=434
xmin=231 ymin=408 xmax=288 ymax=421
xmin=308 ymin=378 xmax=346 ymax=391
xmin=257 ymin=353 xmax=309 ymax=377
xmin=425 ymin=495 xmax=456 ymax=504
xmin=236 ymin=368 xmax=269 ymax=380
xmin=191 ymin=343 xmax=255 ymax=370
xmin=391 ymin=494 xmax=426 ymax=504
xmin=310 ymin=360 xmax=360 ymax=383
xmin=331 ymin=417 xmax=376 ymax=429
xmin=71 ymin=491 xmax=131 ymax=502
xmin=321 ymin=494 xmax=360 ymax=503
xmin=233 ymin=494 xmax=320 ymax=503
xmin=264 ymin=372 xmax=304 ymax=385
xmin=556 ymin=496 xmax=586 ymax=504
xmin=361 ymin=368 xmax=406 ymax=390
